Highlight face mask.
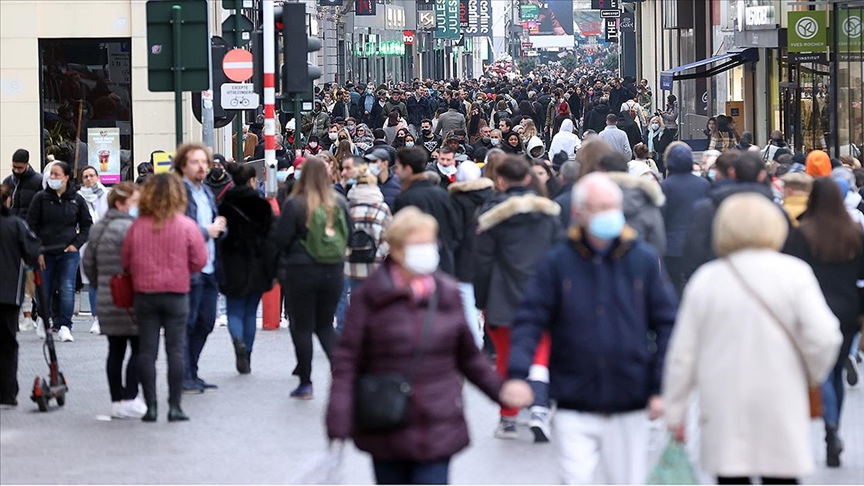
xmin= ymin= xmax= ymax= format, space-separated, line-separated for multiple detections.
xmin=294 ymin=169 xmax=302 ymax=180
xmin=421 ymin=129 xmax=431 ymax=136
xmin=128 ymin=206 xmax=139 ymax=219
xmin=369 ymin=163 xmax=382 ymax=176
xmin=366 ymin=89 xmax=372 ymax=94
xmin=403 ymin=242 xmax=440 ymax=275
xmin=347 ymin=125 xmax=356 ymax=133
xmin=277 ymin=171 xmax=289 ymax=183
xmin=588 ymin=209 xmax=626 ymax=240
xmin=48 ymin=178 xmax=64 ymax=190
xmin=692 ymin=171 xmax=702 ymax=177
xmin=490 ymin=138 xmax=500 ymax=146
xmin=346 ymin=178 xmax=357 ymax=186
xmin=405 ymin=141 xmax=415 ymax=147
xmin=707 ymin=169 xmax=716 ymax=181
xmin=209 ymin=167 xmax=224 ymax=179
xmin=651 ymin=123 xmax=660 ymax=131
xmin=329 ymin=132 xmax=338 ymax=141
xmin=308 ymin=142 xmax=318 ymax=149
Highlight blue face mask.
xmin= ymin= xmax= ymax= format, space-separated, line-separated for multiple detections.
xmin=588 ymin=210 xmax=626 ymax=240
xmin=707 ymin=169 xmax=716 ymax=181
xmin=128 ymin=206 xmax=139 ymax=219
xmin=346 ymin=178 xmax=357 ymax=186
xmin=276 ymin=171 xmax=289 ymax=183
xmin=294 ymin=169 xmax=301 ymax=181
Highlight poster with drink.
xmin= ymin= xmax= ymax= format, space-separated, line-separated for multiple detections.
xmin=86 ymin=127 xmax=121 ymax=184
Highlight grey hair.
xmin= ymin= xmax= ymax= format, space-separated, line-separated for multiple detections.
xmin=571 ymin=172 xmax=623 ymax=213
xmin=275 ymin=133 xmax=284 ymax=145
xmin=559 ymin=161 xmax=581 ymax=183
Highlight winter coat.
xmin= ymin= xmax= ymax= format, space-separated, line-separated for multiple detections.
xmin=584 ymin=102 xmax=612 ymax=134
xmin=616 ymin=114 xmax=643 ymax=150
xmin=377 ymin=174 xmax=401 ymax=210
xmin=26 ymin=187 xmax=93 ymax=253
xmin=406 ymin=95 xmax=431 ymax=127
xmin=549 ymin=119 xmax=580 ymax=162
xmin=326 ymin=265 xmax=504 ymax=460
xmin=393 ymin=175 xmax=461 ymax=276
xmin=82 ymin=209 xmax=137 ymax=336
xmin=433 ymin=109 xmax=466 ymax=138
xmin=0 ymin=213 xmax=41 ymax=306
xmin=302 ymin=111 xmax=330 ymax=139
xmin=345 ymin=184 xmax=392 ymax=280
xmin=661 ymin=161 xmax=711 ymax=259
xmin=645 ymin=128 xmax=676 ymax=175
xmin=3 ymin=167 xmax=43 ymax=217
xmin=664 ymin=249 xmax=841 ymax=478
xmin=606 ymin=172 xmax=667 ymax=256
xmin=448 ymin=178 xmax=495 ymax=283
xmin=510 ymin=225 xmax=677 ymax=412
xmin=474 ymin=188 xmax=562 ymax=326
xmin=599 ymin=125 xmax=633 ymax=160
xmin=204 ymin=171 xmax=234 ymax=205
xmin=217 ymin=185 xmax=277 ymax=298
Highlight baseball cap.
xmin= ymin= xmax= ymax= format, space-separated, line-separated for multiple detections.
xmin=364 ymin=148 xmax=390 ymax=162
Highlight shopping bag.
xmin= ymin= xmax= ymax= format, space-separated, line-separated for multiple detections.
xmin=647 ymin=439 xmax=698 ymax=485
xmin=295 ymin=445 xmax=344 ymax=485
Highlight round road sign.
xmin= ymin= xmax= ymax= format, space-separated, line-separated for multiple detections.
xmin=223 ymin=48 xmax=253 ymax=83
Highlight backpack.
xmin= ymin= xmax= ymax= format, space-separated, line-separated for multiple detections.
xmin=301 ymin=205 xmax=349 ymax=264
xmin=348 ymin=228 xmax=378 ymax=263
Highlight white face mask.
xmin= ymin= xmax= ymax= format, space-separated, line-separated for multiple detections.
xmin=48 ymin=178 xmax=64 ymax=190
xmin=403 ymin=243 xmax=439 ymax=275
xmin=369 ymin=163 xmax=382 ymax=176
xmin=490 ymin=138 xmax=500 ymax=146
xmin=329 ymin=132 xmax=338 ymax=141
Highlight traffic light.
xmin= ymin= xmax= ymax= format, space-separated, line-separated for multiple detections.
xmin=281 ymin=2 xmax=322 ymax=94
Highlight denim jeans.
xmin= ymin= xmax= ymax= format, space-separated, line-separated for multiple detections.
xmin=186 ymin=273 xmax=218 ymax=380
xmin=372 ymin=458 xmax=450 ymax=485
xmin=226 ymin=293 xmax=262 ymax=352
xmin=822 ymin=326 xmax=859 ymax=428
xmin=458 ymin=282 xmax=482 ymax=349
xmin=335 ymin=277 xmax=362 ymax=333
xmin=42 ymin=252 xmax=80 ymax=330
xmin=88 ymin=285 xmax=97 ymax=317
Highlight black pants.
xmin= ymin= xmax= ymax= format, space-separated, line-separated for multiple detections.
xmin=664 ymin=256 xmax=685 ymax=298
xmin=373 ymin=458 xmax=450 ymax=485
xmin=282 ymin=264 xmax=342 ymax=385
xmin=0 ymin=304 xmax=19 ymax=403
xmin=135 ymin=293 xmax=188 ymax=407
xmin=718 ymin=477 xmax=798 ymax=484
xmin=106 ymin=336 xmax=141 ymax=402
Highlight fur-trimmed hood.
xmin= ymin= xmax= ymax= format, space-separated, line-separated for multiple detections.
xmin=606 ymin=171 xmax=666 ymax=207
xmin=448 ymin=178 xmax=494 ymax=194
xmin=477 ymin=192 xmax=561 ymax=232
xmin=567 ymin=224 xmax=639 ymax=259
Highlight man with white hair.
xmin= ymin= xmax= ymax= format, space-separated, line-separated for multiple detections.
xmin=507 ymin=172 xmax=678 ymax=484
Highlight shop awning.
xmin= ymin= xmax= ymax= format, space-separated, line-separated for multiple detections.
xmin=660 ymin=48 xmax=759 ymax=90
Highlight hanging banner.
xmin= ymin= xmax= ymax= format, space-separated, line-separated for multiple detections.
xmin=434 ymin=0 xmax=461 ymax=39
xmin=86 ymin=128 xmax=121 ymax=184
xmin=356 ymin=0 xmax=376 ymax=16
xmin=838 ymin=9 xmax=863 ymax=53
xmin=464 ymin=0 xmax=492 ymax=37
xmin=460 ymin=0 xmax=469 ymax=28
xmin=417 ymin=0 xmax=435 ymax=10
xmin=787 ymin=10 xmax=827 ymax=53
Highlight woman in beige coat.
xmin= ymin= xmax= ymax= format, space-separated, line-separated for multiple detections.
xmin=663 ymin=193 xmax=842 ymax=484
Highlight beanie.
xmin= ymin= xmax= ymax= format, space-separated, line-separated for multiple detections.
xmin=805 ymin=150 xmax=831 ymax=178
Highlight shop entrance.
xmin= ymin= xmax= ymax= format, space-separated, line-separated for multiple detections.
xmin=783 ymin=61 xmax=832 ymax=153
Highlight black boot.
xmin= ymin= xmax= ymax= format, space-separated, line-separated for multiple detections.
xmin=826 ymin=425 xmax=843 ymax=467
xmin=142 ymin=401 xmax=158 ymax=422
xmin=233 ymin=338 xmax=250 ymax=374
xmin=168 ymin=404 xmax=189 ymax=422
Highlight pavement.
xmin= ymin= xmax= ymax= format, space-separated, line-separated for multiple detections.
xmin=1 ymin=315 xmax=863 ymax=485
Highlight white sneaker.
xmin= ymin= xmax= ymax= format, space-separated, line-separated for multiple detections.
xmin=495 ymin=417 xmax=519 ymax=440
xmin=279 ymin=318 xmax=289 ymax=329
xmin=57 ymin=326 xmax=74 ymax=342
xmin=119 ymin=400 xmax=146 ymax=419
xmin=110 ymin=401 xmax=125 ymax=418
xmin=90 ymin=318 xmax=101 ymax=334
xmin=131 ymin=396 xmax=148 ymax=415
xmin=217 ymin=315 xmax=228 ymax=327
xmin=529 ymin=406 xmax=552 ymax=443
xmin=35 ymin=318 xmax=46 ymax=339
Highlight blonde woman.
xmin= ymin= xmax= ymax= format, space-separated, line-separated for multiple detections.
xmin=663 ymin=193 xmax=842 ymax=484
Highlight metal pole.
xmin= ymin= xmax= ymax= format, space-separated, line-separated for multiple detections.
xmin=235 ymin=0 xmax=245 ymax=161
xmin=202 ymin=40 xmax=215 ymax=149
xmin=173 ymin=5 xmax=184 ymax=147
xmin=263 ymin=0 xmax=277 ymax=196
xmin=829 ymin=2 xmax=840 ymax=156
xmin=293 ymin=97 xmax=302 ymax=153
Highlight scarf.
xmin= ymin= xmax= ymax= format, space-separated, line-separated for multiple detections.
xmin=647 ymin=127 xmax=664 ymax=154
xmin=437 ymin=163 xmax=458 ymax=184
xmin=348 ymin=183 xmax=384 ymax=206
xmin=78 ymin=184 xmax=105 ymax=204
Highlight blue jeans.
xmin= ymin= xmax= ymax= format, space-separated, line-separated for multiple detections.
xmin=42 ymin=252 xmax=80 ymax=330
xmin=372 ymin=458 xmax=450 ymax=485
xmin=822 ymin=327 xmax=859 ymax=428
xmin=186 ymin=273 xmax=218 ymax=380
xmin=88 ymin=285 xmax=97 ymax=317
xmin=226 ymin=293 xmax=262 ymax=352
xmin=335 ymin=277 xmax=362 ymax=333
xmin=458 ymin=282 xmax=482 ymax=349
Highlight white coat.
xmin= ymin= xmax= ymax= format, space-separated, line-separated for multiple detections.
xmin=663 ymin=249 xmax=842 ymax=478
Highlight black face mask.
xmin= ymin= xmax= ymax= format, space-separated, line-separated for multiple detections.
xmin=209 ymin=167 xmax=224 ymax=180
xmin=421 ymin=129 xmax=431 ymax=136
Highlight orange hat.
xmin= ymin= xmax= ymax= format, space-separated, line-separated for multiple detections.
xmin=805 ymin=150 xmax=831 ymax=178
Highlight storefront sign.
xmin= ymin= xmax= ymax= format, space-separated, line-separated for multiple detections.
xmin=356 ymin=0 xmax=376 ymax=16
xmin=419 ymin=10 xmax=436 ymax=30
xmin=520 ymin=4 xmax=539 ymax=21
xmin=403 ymin=30 xmax=415 ymax=45
xmin=434 ymin=0 xmax=461 ymax=39
xmin=604 ymin=18 xmax=618 ymax=43
xmin=787 ymin=10 xmax=827 ymax=53
xmin=87 ymin=128 xmax=121 ymax=184
xmin=788 ymin=52 xmax=827 ymax=64
xmin=838 ymin=9 xmax=863 ymax=52
xmin=745 ymin=6 xmax=775 ymax=29
xmin=463 ymin=0 xmax=492 ymax=37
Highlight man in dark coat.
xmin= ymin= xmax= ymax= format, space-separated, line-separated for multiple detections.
xmin=392 ymin=147 xmax=461 ymax=276
xmin=617 ymin=110 xmax=643 ymax=151
xmin=364 ymin=148 xmax=400 ymax=210
xmin=584 ymin=98 xmax=612 ymax=134
xmin=3 ymin=149 xmax=42 ymax=217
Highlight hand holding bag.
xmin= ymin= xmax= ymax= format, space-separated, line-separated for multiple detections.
xmin=354 ymin=285 xmax=439 ymax=433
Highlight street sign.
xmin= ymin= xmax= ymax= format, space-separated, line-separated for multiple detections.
xmin=419 ymin=11 xmax=436 ymax=30
xmin=221 ymin=83 xmax=259 ymax=110
xmin=221 ymin=13 xmax=254 ymax=47
xmin=146 ymin=0 xmax=210 ymax=92
xmin=223 ymin=48 xmax=253 ymax=82
xmin=600 ymin=10 xmax=620 ymax=19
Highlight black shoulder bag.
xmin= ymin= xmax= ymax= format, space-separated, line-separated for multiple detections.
xmin=354 ymin=285 xmax=440 ymax=433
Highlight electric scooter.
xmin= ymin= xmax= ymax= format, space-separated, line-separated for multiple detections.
xmin=29 ymin=254 xmax=69 ymax=412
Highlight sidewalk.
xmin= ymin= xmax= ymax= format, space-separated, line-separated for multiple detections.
xmin=1 ymin=316 xmax=862 ymax=484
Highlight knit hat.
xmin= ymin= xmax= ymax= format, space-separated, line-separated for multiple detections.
xmin=455 ymin=161 xmax=482 ymax=182
xmin=805 ymin=150 xmax=831 ymax=177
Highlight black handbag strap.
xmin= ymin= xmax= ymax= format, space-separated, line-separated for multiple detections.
xmin=404 ymin=282 xmax=440 ymax=386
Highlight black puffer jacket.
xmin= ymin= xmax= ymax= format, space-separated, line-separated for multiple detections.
xmin=26 ymin=187 xmax=92 ymax=253
xmin=218 ymin=185 xmax=277 ymax=298
xmin=448 ymin=178 xmax=495 ymax=283
xmin=473 ymin=187 xmax=562 ymax=326
xmin=0 ymin=212 xmax=41 ymax=306
xmin=584 ymin=102 xmax=612 ymax=134
xmin=3 ymin=167 xmax=43 ymax=217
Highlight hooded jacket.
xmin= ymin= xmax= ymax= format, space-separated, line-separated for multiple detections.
xmin=448 ymin=178 xmax=495 ymax=283
xmin=26 ymin=186 xmax=93 ymax=253
xmin=616 ymin=111 xmax=643 ymax=150
xmin=218 ymin=185 xmax=277 ymax=297
xmin=525 ymin=136 xmax=546 ymax=159
xmin=549 ymin=119 xmax=580 ymax=162
xmin=3 ymin=166 xmax=43 ymax=217
xmin=473 ymin=188 xmax=562 ymax=325
xmin=606 ymin=172 xmax=667 ymax=255
xmin=660 ymin=147 xmax=711 ymax=258
xmin=585 ymin=101 xmax=612 ymax=134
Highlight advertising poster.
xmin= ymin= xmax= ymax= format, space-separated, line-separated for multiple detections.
xmin=435 ymin=0 xmax=461 ymax=39
xmin=523 ymin=0 xmax=574 ymax=48
xmin=86 ymin=127 xmax=121 ymax=184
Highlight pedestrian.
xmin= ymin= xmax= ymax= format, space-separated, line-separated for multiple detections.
xmin=598 ymin=114 xmax=632 ymax=160
xmin=549 ymin=119 xmax=580 ymax=163
xmin=3 ymin=149 xmax=42 ymax=218
xmin=474 ymin=156 xmax=562 ymax=441
xmin=660 ymin=94 xmax=679 ymax=140
xmin=26 ymin=161 xmax=93 ymax=343
xmin=664 ymin=193 xmax=842 ymax=483
xmin=121 ymin=174 xmax=208 ymax=422
xmin=82 ymin=182 xmax=146 ymax=419
xmin=645 ymin=115 xmax=675 ymax=175
xmin=173 ymin=144 xmax=226 ymax=393
xmin=0 ymin=184 xmax=41 ymax=407
xmin=204 ymin=154 xmax=233 ymax=205
xmin=784 ymin=178 xmax=864 ymax=468
xmin=218 ymin=163 xmax=276 ymax=375
xmin=509 ymin=172 xmax=677 ymax=484
xmin=273 ymin=157 xmax=352 ymax=399
xmin=501 ymin=132 xmax=525 ymax=155
xmin=708 ymin=115 xmax=739 ymax=152
xmin=78 ymin=165 xmax=109 ymax=335
xmin=326 ymin=207 xmax=533 ymax=485
xmin=363 ymin=148 xmax=400 ymax=209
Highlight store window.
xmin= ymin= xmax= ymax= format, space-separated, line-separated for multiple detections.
xmin=39 ymin=38 xmax=133 ymax=183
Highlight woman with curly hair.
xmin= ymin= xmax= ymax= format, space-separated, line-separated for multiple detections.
xmin=121 ymin=174 xmax=208 ymax=422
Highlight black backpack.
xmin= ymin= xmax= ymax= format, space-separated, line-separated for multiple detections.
xmin=348 ymin=227 xmax=377 ymax=264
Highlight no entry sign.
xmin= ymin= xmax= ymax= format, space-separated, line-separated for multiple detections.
xmin=222 ymin=48 xmax=253 ymax=82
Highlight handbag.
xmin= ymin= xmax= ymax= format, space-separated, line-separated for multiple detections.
xmin=354 ymin=285 xmax=440 ymax=433
xmin=110 ymin=272 xmax=134 ymax=309
xmin=725 ymin=260 xmax=823 ymax=418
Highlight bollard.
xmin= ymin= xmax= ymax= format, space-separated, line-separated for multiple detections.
xmin=262 ymin=196 xmax=281 ymax=330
